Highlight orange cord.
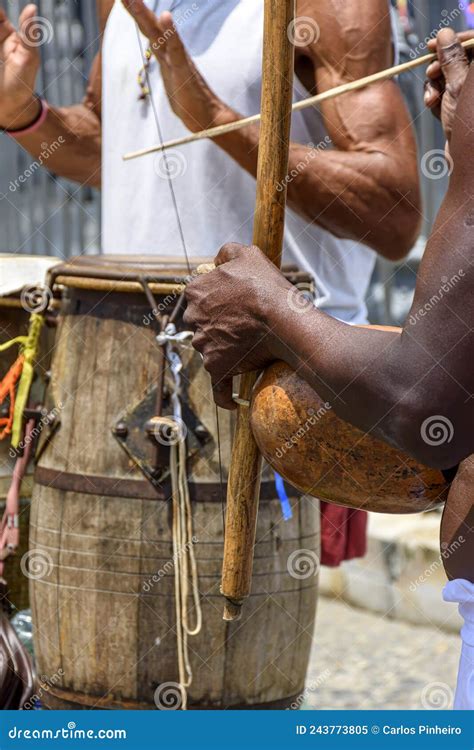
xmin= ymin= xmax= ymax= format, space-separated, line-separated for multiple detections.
xmin=0 ymin=355 xmax=25 ymax=441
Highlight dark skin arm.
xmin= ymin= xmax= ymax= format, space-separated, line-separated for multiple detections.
xmin=441 ymin=455 xmax=474 ymax=582
xmin=123 ymin=0 xmax=421 ymax=260
xmin=429 ymin=19 xmax=474 ymax=581
xmin=0 ymin=1 xmax=113 ymax=188
xmin=425 ymin=30 xmax=474 ymax=144
xmin=184 ymin=30 xmax=474 ymax=474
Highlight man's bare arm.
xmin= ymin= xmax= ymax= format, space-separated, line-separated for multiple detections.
xmin=10 ymin=52 xmax=103 ymax=187
xmin=0 ymin=1 xmax=113 ymax=188
xmin=219 ymin=0 xmax=422 ymax=260
xmin=289 ymin=0 xmax=421 ymax=259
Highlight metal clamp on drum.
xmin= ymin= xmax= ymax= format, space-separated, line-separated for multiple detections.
xmin=112 ymin=381 xmax=211 ymax=488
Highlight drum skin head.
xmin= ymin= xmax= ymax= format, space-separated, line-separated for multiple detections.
xmin=250 ymin=361 xmax=448 ymax=514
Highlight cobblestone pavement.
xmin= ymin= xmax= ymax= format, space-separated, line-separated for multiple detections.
xmin=303 ymin=597 xmax=460 ymax=710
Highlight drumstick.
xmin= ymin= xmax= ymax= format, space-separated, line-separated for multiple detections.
xmin=123 ymin=38 xmax=474 ymax=162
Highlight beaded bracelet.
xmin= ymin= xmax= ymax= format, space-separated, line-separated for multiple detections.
xmin=5 ymin=98 xmax=49 ymax=138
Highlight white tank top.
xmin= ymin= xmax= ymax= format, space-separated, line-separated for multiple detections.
xmin=102 ymin=0 xmax=396 ymax=323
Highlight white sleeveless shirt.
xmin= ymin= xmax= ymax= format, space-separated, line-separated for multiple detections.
xmin=102 ymin=0 xmax=395 ymax=323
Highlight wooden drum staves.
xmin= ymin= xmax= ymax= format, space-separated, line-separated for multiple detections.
xmin=30 ymin=256 xmax=320 ymax=710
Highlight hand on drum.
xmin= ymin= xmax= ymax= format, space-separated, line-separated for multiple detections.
xmin=425 ymin=28 xmax=473 ymax=145
xmin=184 ymin=244 xmax=302 ymax=410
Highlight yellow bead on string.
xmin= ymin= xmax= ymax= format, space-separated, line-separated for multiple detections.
xmin=138 ymin=47 xmax=153 ymax=101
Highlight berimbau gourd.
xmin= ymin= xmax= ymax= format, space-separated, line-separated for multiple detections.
xmin=250 ymin=335 xmax=450 ymax=516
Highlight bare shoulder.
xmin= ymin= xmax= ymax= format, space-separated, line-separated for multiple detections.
xmin=296 ymin=0 xmax=393 ymax=74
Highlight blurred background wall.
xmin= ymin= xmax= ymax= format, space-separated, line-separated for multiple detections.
xmin=0 ymin=0 xmax=100 ymax=258
xmin=0 ymin=0 xmax=472 ymax=323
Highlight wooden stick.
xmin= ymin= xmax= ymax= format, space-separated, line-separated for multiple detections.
xmin=123 ymin=38 xmax=474 ymax=162
xmin=220 ymin=0 xmax=295 ymax=622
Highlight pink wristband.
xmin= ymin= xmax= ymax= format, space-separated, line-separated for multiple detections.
xmin=7 ymin=99 xmax=49 ymax=138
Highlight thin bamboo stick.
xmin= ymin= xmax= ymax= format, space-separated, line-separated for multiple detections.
xmin=123 ymin=38 xmax=474 ymax=162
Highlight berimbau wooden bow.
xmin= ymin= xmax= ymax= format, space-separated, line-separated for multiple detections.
xmin=220 ymin=0 xmax=296 ymax=621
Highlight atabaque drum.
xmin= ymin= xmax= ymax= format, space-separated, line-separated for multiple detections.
xmin=0 ymin=254 xmax=57 ymax=613
xmin=30 ymin=256 xmax=320 ymax=710
xmin=250 ymin=329 xmax=450 ymax=514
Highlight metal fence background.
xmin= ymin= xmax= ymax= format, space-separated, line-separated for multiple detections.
xmin=0 ymin=0 xmax=100 ymax=259
xmin=0 ymin=0 xmax=470 ymax=321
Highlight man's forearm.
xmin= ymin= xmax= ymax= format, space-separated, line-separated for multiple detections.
xmin=10 ymin=101 xmax=101 ymax=188
xmin=269 ymin=310 xmax=406 ymax=450
xmin=213 ymin=115 xmax=419 ymax=260
xmin=267 ymin=176 xmax=474 ymax=471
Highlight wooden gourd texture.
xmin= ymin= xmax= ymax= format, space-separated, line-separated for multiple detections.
xmin=30 ymin=285 xmax=320 ymax=709
xmin=251 ymin=360 xmax=449 ymax=514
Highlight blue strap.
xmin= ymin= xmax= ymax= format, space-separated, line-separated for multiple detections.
xmin=274 ymin=472 xmax=293 ymax=521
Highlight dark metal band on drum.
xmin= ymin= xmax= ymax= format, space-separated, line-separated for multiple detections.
xmin=34 ymin=467 xmax=298 ymax=503
xmin=42 ymin=684 xmax=304 ymax=711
